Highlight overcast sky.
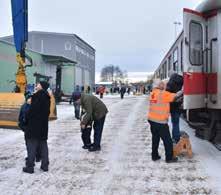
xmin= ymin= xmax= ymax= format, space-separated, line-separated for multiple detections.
xmin=0 ymin=0 xmax=202 ymax=72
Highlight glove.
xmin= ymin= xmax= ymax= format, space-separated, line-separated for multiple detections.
xmin=176 ymin=90 xmax=183 ymax=98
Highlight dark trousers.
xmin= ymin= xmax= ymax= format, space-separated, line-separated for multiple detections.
xmin=93 ymin=116 xmax=106 ymax=147
xmin=100 ymin=93 xmax=103 ymax=99
xmin=120 ymin=93 xmax=125 ymax=99
xmin=26 ymin=139 xmax=49 ymax=169
xmin=81 ymin=127 xmax=92 ymax=146
xmin=171 ymin=112 xmax=181 ymax=142
xmin=74 ymin=102 xmax=80 ymax=119
xmin=148 ymin=120 xmax=173 ymax=161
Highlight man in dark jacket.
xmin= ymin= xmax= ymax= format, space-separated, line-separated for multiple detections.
xmin=166 ymin=73 xmax=183 ymax=143
xmin=23 ymin=81 xmax=51 ymax=174
xmin=73 ymin=93 xmax=108 ymax=152
xmin=70 ymin=85 xmax=81 ymax=119
xmin=120 ymin=85 xmax=126 ymax=99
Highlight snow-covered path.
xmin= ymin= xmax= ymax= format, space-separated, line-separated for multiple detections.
xmin=0 ymin=96 xmax=218 ymax=194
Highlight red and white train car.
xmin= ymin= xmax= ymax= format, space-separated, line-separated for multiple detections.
xmin=153 ymin=0 xmax=221 ymax=148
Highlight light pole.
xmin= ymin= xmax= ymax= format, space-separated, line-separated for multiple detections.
xmin=174 ymin=22 xmax=182 ymax=39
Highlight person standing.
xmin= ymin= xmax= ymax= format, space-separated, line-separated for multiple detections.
xmin=99 ymin=85 xmax=105 ymax=99
xmin=23 ymin=81 xmax=51 ymax=174
xmin=166 ymin=73 xmax=183 ymax=143
xmin=148 ymin=79 xmax=182 ymax=163
xmin=70 ymin=85 xmax=81 ymax=119
xmin=87 ymin=86 xmax=91 ymax=94
xmin=127 ymin=87 xmax=131 ymax=95
xmin=120 ymin=85 xmax=126 ymax=99
xmin=72 ymin=93 xmax=108 ymax=152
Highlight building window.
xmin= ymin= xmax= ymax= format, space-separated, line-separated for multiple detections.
xmin=163 ymin=61 xmax=167 ymax=78
xmin=65 ymin=42 xmax=72 ymax=51
xmin=189 ymin=21 xmax=203 ymax=65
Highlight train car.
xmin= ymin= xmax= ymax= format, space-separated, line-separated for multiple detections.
xmin=153 ymin=0 xmax=221 ymax=149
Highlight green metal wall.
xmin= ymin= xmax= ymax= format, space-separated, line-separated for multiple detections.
xmin=0 ymin=41 xmax=76 ymax=94
xmin=0 ymin=41 xmax=45 ymax=92
xmin=61 ymin=65 xmax=75 ymax=94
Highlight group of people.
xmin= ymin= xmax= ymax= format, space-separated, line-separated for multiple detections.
xmin=18 ymin=72 xmax=183 ymax=174
xmin=19 ymin=81 xmax=108 ymax=174
xmin=148 ymin=73 xmax=183 ymax=163
xmin=96 ymin=85 xmax=131 ymax=99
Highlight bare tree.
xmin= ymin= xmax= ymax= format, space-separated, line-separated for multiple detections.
xmin=100 ymin=65 xmax=126 ymax=83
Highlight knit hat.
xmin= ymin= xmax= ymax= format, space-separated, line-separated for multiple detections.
xmin=39 ymin=81 xmax=49 ymax=91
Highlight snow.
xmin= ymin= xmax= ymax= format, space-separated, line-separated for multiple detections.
xmin=0 ymin=96 xmax=220 ymax=194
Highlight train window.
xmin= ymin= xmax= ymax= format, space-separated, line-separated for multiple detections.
xmin=181 ymin=41 xmax=183 ymax=72
xmin=168 ymin=56 xmax=171 ymax=71
xmin=173 ymin=48 xmax=178 ymax=72
xmin=163 ymin=61 xmax=167 ymax=78
xmin=189 ymin=21 xmax=203 ymax=65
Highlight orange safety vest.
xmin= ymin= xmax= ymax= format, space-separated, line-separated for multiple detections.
xmin=148 ymin=88 xmax=176 ymax=124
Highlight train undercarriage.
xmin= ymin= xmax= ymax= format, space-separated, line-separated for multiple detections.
xmin=185 ymin=109 xmax=221 ymax=150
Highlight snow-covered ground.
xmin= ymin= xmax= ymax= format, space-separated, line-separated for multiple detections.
xmin=0 ymin=96 xmax=220 ymax=195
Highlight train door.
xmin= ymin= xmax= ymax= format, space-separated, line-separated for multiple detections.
xmin=207 ymin=15 xmax=218 ymax=108
xmin=183 ymin=8 xmax=207 ymax=109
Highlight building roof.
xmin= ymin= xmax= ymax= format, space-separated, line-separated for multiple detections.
xmin=0 ymin=39 xmax=77 ymax=65
xmin=1 ymin=31 xmax=96 ymax=51
xmin=41 ymin=54 xmax=77 ymax=65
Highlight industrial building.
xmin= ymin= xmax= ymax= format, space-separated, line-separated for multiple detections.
xmin=1 ymin=31 xmax=95 ymax=95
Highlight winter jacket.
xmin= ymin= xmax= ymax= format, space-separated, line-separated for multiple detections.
xmin=80 ymin=94 xmax=108 ymax=125
xmin=18 ymin=103 xmax=31 ymax=131
xmin=166 ymin=73 xmax=183 ymax=113
xmin=98 ymin=86 xmax=105 ymax=94
xmin=120 ymin=87 xmax=126 ymax=94
xmin=26 ymin=90 xmax=50 ymax=140
xmin=70 ymin=91 xmax=81 ymax=104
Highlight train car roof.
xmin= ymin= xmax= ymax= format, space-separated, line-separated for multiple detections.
xmin=196 ymin=0 xmax=221 ymax=13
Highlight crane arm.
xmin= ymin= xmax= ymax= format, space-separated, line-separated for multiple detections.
xmin=11 ymin=0 xmax=30 ymax=93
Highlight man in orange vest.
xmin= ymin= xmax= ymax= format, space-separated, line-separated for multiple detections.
xmin=148 ymin=79 xmax=182 ymax=163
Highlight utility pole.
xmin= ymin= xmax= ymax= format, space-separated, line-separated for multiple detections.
xmin=174 ymin=22 xmax=182 ymax=39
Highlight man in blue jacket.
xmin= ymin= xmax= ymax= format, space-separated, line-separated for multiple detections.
xmin=166 ymin=72 xmax=183 ymax=143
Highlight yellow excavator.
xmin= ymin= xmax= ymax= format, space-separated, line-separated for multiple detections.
xmin=0 ymin=0 xmax=56 ymax=129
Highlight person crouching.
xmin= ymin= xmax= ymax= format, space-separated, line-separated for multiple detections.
xmin=148 ymin=79 xmax=182 ymax=163
xmin=72 ymin=93 xmax=108 ymax=152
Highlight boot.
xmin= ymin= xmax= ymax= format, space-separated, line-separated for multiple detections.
xmin=152 ymin=155 xmax=161 ymax=161
xmin=40 ymin=166 xmax=48 ymax=172
xmin=23 ymin=167 xmax=34 ymax=174
xmin=88 ymin=145 xmax=101 ymax=152
xmin=166 ymin=157 xmax=178 ymax=163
